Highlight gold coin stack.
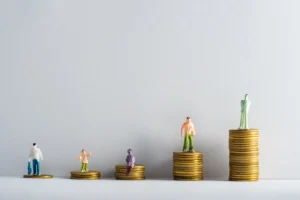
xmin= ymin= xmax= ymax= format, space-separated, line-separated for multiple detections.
xmin=23 ymin=174 xmax=53 ymax=179
xmin=173 ymin=152 xmax=203 ymax=181
xmin=70 ymin=171 xmax=101 ymax=180
xmin=115 ymin=165 xmax=145 ymax=180
xmin=229 ymin=129 xmax=259 ymax=181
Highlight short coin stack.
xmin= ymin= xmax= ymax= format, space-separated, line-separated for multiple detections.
xmin=229 ymin=129 xmax=259 ymax=181
xmin=115 ymin=165 xmax=145 ymax=180
xmin=23 ymin=174 xmax=53 ymax=179
xmin=70 ymin=171 xmax=101 ymax=180
xmin=173 ymin=152 xmax=203 ymax=181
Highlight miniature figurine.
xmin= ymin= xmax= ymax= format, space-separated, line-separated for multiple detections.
xmin=126 ymin=149 xmax=135 ymax=175
xmin=181 ymin=117 xmax=196 ymax=152
xmin=78 ymin=149 xmax=91 ymax=172
xmin=239 ymin=94 xmax=251 ymax=129
xmin=28 ymin=143 xmax=43 ymax=175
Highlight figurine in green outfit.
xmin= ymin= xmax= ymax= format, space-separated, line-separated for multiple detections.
xmin=181 ymin=117 xmax=196 ymax=152
xmin=239 ymin=94 xmax=251 ymax=129
xmin=78 ymin=149 xmax=92 ymax=172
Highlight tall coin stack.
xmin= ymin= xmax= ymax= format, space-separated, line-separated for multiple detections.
xmin=229 ymin=129 xmax=259 ymax=181
xmin=70 ymin=171 xmax=101 ymax=180
xmin=173 ymin=152 xmax=203 ymax=181
xmin=115 ymin=165 xmax=145 ymax=180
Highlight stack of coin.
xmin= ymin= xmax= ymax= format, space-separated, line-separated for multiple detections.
xmin=70 ymin=171 xmax=101 ymax=180
xmin=115 ymin=165 xmax=145 ymax=180
xmin=23 ymin=174 xmax=53 ymax=179
xmin=173 ymin=152 xmax=203 ymax=181
xmin=229 ymin=129 xmax=259 ymax=181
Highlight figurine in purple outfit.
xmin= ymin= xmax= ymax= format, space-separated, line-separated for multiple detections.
xmin=126 ymin=149 xmax=135 ymax=175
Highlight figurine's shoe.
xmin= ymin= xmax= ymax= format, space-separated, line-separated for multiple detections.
xmin=188 ymin=150 xmax=195 ymax=153
xmin=86 ymin=169 xmax=89 ymax=172
xmin=81 ymin=170 xmax=85 ymax=172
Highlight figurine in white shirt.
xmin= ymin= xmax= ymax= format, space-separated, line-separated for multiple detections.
xmin=28 ymin=143 xmax=43 ymax=175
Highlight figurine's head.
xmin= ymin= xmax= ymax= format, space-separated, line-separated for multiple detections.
xmin=33 ymin=143 xmax=36 ymax=147
xmin=127 ymin=149 xmax=133 ymax=156
xmin=245 ymin=94 xmax=248 ymax=100
xmin=81 ymin=149 xmax=86 ymax=155
xmin=186 ymin=117 xmax=191 ymax=122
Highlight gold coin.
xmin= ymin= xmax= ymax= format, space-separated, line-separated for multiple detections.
xmin=173 ymin=167 xmax=203 ymax=170
xmin=23 ymin=174 xmax=53 ymax=179
xmin=115 ymin=174 xmax=144 ymax=177
xmin=173 ymin=163 xmax=202 ymax=166
xmin=173 ymin=152 xmax=203 ymax=155
xmin=173 ymin=173 xmax=203 ymax=177
xmin=115 ymin=164 xmax=145 ymax=168
xmin=116 ymin=177 xmax=145 ymax=180
xmin=71 ymin=171 xmax=100 ymax=175
xmin=70 ymin=177 xmax=100 ymax=180
xmin=229 ymin=178 xmax=258 ymax=181
xmin=174 ymin=176 xmax=203 ymax=181
xmin=71 ymin=174 xmax=101 ymax=178
xmin=115 ymin=169 xmax=145 ymax=171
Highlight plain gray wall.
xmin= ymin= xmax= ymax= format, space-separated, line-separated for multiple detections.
xmin=0 ymin=0 xmax=299 ymax=179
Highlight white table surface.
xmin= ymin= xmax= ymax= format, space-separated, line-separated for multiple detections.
xmin=1 ymin=177 xmax=300 ymax=200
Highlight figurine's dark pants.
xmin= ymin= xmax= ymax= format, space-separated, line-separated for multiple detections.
xmin=32 ymin=159 xmax=40 ymax=175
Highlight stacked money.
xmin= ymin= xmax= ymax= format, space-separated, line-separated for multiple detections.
xmin=115 ymin=165 xmax=145 ymax=180
xmin=173 ymin=152 xmax=203 ymax=181
xmin=23 ymin=174 xmax=53 ymax=179
xmin=70 ymin=171 xmax=101 ymax=180
xmin=229 ymin=129 xmax=259 ymax=181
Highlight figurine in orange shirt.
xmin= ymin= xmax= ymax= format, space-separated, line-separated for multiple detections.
xmin=181 ymin=117 xmax=196 ymax=152
xmin=78 ymin=149 xmax=92 ymax=172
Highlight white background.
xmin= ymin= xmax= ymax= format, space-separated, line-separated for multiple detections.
xmin=0 ymin=0 xmax=299 ymax=180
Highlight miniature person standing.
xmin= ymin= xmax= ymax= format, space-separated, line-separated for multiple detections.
xmin=126 ymin=149 xmax=135 ymax=175
xmin=28 ymin=143 xmax=43 ymax=175
xmin=239 ymin=94 xmax=251 ymax=129
xmin=181 ymin=117 xmax=196 ymax=152
xmin=78 ymin=149 xmax=91 ymax=172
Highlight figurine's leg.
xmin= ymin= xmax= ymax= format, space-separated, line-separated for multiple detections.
xmin=81 ymin=163 xmax=85 ymax=172
xmin=36 ymin=161 xmax=40 ymax=175
xmin=188 ymin=135 xmax=194 ymax=151
xmin=33 ymin=160 xmax=37 ymax=175
xmin=244 ymin=113 xmax=248 ymax=129
xmin=85 ymin=163 xmax=89 ymax=172
xmin=239 ymin=113 xmax=244 ymax=129
xmin=182 ymin=135 xmax=188 ymax=151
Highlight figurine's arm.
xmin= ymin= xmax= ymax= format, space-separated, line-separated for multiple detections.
xmin=126 ymin=156 xmax=129 ymax=163
xmin=28 ymin=150 xmax=32 ymax=162
xmin=39 ymin=149 xmax=43 ymax=161
xmin=181 ymin=124 xmax=185 ymax=137
xmin=78 ymin=155 xmax=82 ymax=161
xmin=87 ymin=152 xmax=92 ymax=157
xmin=132 ymin=157 xmax=135 ymax=166
xmin=191 ymin=123 xmax=196 ymax=136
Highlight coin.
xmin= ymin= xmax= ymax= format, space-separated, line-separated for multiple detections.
xmin=23 ymin=174 xmax=53 ymax=179
xmin=115 ymin=164 xmax=145 ymax=180
xmin=228 ymin=129 xmax=259 ymax=181
xmin=70 ymin=177 xmax=100 ymax=180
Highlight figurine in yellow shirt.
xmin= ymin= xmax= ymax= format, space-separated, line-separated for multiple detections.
xmin=78 ymin=149 xmax=91 ymax=172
